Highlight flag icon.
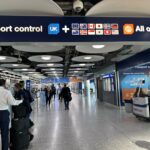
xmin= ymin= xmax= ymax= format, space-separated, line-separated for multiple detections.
xmin=112 ymin=30 xmax=119 ymax=35
xmin=96 ymin=24 xmax=103 ymax=29
xmin=72 ymin=23 xmax=79 ymax=29
xmin=88 ymin=30 xmax=95 ymax=35
xmin=104 ymin=30 xmax=111 ymax=35
xmin=72 ymin=30 xmax=79 ymax=35
xmin=96 ymin=30 xmax=103 ymax=35
xmin=80 ymin=30 xmax=87 ymax=35
xmin=80 ymin=23 xmax=87 ymax=29
xmin=111 ymin=24 xmax=119 ymax=29
xmin=88 ymin=24 xmax=95 ymax=29
xmin=104 ymin=24 xmax=111 ymax=29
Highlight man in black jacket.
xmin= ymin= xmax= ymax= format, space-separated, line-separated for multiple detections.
xmin=61 ymin=84 xmax=71 ymax=110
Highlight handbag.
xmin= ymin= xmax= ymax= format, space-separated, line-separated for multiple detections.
xmin=68 ymin=93 xmax=72 ymax=101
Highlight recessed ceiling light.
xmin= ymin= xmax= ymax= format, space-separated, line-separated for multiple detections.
xmin=92 ymin=45 xmax=105 ymax=49
xmin=41 ymin=56 xmax=51 ymax=60
xmin=0 ymin=56 xmax=6 ymax=60
xmin=22 ymin=69 xmax=28 ymax=71
xmin=13 ymin=64 xmax=19 ymax=67
xmin=84 ymin=56 xmax=92 ymax=60
xmin=79 ymin=64 xmax=86 ymax=66
xmin=47 ymin=63 xmax=54 ymax=66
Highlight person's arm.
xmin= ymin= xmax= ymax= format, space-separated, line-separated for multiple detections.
xmin=7 ymin=91 xmax=23 ymax=106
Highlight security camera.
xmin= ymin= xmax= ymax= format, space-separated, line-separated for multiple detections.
xmin=73 ymin=0 xmax=84 ymax=13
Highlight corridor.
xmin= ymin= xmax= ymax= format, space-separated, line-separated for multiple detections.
xmin=29 ymin=93 xmax=150 ymax=150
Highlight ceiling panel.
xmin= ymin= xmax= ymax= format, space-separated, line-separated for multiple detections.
xmin=76 ymin=44 xmax=123 ymax=54
xmin=28 ymin=55 xmax=63 ymax=63
xmin=72 ymin=55 xmax=104 ymax=62
xmin=86 ymin=0 xmax=150 ymax=17
xmin=37 ymin=63 xmax=63 ymax=68
xmin=0 ymin=0 xmax=64 ymax=16
xmin=1 ymin=64 xmax=30 ymax=68
xmin=13 ymin=45 xmax=64 ymax=53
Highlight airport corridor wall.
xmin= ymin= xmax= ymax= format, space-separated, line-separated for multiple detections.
xmin=117 ymin=49 xmax=150 ymax=106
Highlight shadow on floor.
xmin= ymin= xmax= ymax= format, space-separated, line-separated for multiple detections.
xmin=135 ymin=141 xmax=150 ymax=150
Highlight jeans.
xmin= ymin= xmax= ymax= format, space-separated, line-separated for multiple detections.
xmin=0 ymin=110 xmax=10 ymax=150
xmin=64 ymin=99 xmax=69 ymax=109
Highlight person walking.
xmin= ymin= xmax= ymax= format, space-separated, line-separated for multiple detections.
xmin=61 ymin=84 xmax=72 ymax=110
xmin=51 ymin=84 xmax=56 ymax=100
xmin=47 ymin=88 xmax=52 ymax=106
xmin=44 ymin=86 xmax=49 ymax=105
xmin=0 ymin=79 xmax=23 ymax=150
xmin=57 ymin=84 xmax=62 ymax=101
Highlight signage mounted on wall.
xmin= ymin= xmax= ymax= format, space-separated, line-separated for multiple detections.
xmin=0 ymin=16 xmax=150 ymax=42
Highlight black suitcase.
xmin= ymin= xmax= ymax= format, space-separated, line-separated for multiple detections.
xmin=10 ymin=129 xmax=30 ymax=150
xmin=12 ymin=104 xmax=27 ymax=118
xmin=12 ymin=117 xmax=30 ymax=132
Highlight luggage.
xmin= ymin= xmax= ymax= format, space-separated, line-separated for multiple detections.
xmin=68 ymin=93 xmax=72 ymax=101
xmin=12 ymin=104 xmax=28 ymax=118
xmin=133 ymin=97 xmax=150 ymax=118
xmin=10 ymin=129 xmax=30 ymax=150
xmin=12 ymin=117 xmax=30 ymax=132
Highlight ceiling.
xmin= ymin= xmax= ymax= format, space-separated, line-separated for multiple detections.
xmin=0 ymin=0 xmax=150 ymax=79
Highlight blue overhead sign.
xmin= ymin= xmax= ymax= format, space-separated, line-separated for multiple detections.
xmin=41 ymin=77 xmax=69 ymax=83
xmin=0 ymin=16 xmax=150 ymax=42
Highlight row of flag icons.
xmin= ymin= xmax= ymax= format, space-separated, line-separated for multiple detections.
xmin=72 ymin=29 xmax=119 ymax=35
xmin=72 ymin=23 xmax=119 ymax=30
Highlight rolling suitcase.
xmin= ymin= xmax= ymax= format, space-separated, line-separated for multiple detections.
xmin=12 ymin=104 xmax=27 ymax=118
xmin=10 ymin=129 xmax=30 ymax=150
xmin=12 ymin=117 xmax=30 ymax=132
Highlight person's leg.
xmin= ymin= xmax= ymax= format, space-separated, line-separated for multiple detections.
xmin=59 ymin=93 xmax=60 ymax=100
xmin=46 ymin=97 xmax=48 ymax=105
xmin=67 ymin=101 xmax=69 ymax=110
xmin=0 ymin=111 xmax=9 ymax=150
xmin=64 ymin=100 xmax=67 ymax=109
xmin=48 ymin=98 xmax=51 ymax=105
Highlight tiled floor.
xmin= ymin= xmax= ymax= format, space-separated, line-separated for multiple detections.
xmin=28 ymin=93 xmax=150 ymax=150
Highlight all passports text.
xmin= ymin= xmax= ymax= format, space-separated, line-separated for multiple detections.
xmin=136 ymin=25 xmax=150 ymax=32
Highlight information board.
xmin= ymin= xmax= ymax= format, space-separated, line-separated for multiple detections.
xmin=0 ymin=16 xmax=150 ymax=42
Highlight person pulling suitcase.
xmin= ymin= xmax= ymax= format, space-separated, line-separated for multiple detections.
xmin=10 ymin=83 xmax=34 ymax=150
xmin=0 ymin=79 xmax=23 ymax=150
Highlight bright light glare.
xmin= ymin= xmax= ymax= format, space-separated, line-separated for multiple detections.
xmin=41 ymin=56 xmax=51 ymax=60
xmin=84 ymin=56 xmax=92 ymax=60
xmin=92 ymin=45 xmax=105 ymax=49
xmin=0 ymin=56 xmax=6 ymax=60
xmin=79 ymin=64 xmax=86 ymax=66
xmin=47 ymin=64 xmax=54 ymax=66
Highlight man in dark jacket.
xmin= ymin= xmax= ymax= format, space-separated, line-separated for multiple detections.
xmin=61 ymin=84 xmax=71 ymax=110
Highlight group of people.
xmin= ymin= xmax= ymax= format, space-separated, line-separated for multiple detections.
xmin=44 ymin=83 xmax=72 ymax=110
xmin=0 ymin=79 xmax=34 ymax=150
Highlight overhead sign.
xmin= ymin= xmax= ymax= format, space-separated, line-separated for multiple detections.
xmin=41 ymin=77 xmax=69 ymax=83
xmin=0 ymin=16 xmax=150 ymax=42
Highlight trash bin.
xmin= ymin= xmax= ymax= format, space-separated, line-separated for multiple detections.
xmin=125 ymin=100 xmax=133 ymax=113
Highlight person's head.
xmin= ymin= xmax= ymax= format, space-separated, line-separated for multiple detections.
xmin=0 ymin=79 xmax=6 ymax=87
xmin=64 ymin=83 xmax=67 ymax=87
xmin=142 ymin=80 xmax=145 ymax=84
xmin=19 ymin=81 xmax=25 ymax=88
xmin=14 ymin=83 xmax=22 ymax=92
